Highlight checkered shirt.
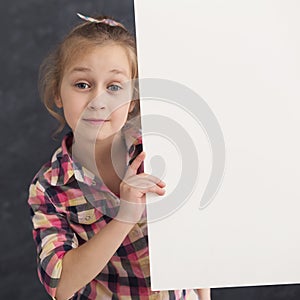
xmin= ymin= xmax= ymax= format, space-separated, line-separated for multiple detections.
xmin=28 ymin=122 xmax=192 ymax=300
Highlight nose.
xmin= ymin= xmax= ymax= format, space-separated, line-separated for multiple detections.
xmin=87 ymin=93 xmax=107 ymax=111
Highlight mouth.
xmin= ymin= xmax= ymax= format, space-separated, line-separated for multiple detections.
xmin=82 ymin=118 xmax=109 ymax=125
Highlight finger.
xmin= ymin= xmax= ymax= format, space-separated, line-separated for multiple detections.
xmin=157 ymin=180 xmax=166 ymax=188
xmin=124 ymin=174 xmax=166 ymax=191
xmin=147 ymin=185 xmax=166 ymax=196
xmin=125 ymin=151 xmax=146 ymax=177
xmin=136 ymin=173 xmax=166 ymax=187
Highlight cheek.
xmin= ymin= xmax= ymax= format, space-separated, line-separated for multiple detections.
xmin=62 ymin=101 xmax=88 ymax=130
xmin=111 ymin=106 xmax=131 ymax=125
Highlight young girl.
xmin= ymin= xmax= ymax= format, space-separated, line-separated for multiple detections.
xmin=28 ymin=13 xmax=211 ymax=300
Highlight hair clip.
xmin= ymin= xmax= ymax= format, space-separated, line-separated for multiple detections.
xmin=77 ymin=13 xmax=126 ymax=30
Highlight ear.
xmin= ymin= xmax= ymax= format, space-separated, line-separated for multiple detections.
xmin=54 ymin=95 xmax=63 ymax=108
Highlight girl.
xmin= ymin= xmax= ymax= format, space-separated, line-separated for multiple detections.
xmin=28 ymin=13 xmax=211 ymax=300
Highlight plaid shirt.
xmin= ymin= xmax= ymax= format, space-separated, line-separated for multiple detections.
xmin=28 ymin=122 xmax=192 ymax=300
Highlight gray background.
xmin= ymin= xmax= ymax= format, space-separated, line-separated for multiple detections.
xmin=0 ymin=0 xmax=299 ymax=299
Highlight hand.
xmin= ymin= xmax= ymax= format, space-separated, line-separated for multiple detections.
xmin=116 ymin=151 xmax=166 ymax=223
xmin=196 ymin=288 xmax=211 ymax=300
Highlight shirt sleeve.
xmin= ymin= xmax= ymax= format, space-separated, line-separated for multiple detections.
xmin=28 ymin=181 xmax=79 ymax=298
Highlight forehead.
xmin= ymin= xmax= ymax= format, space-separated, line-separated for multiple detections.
xmin=63 ymin=42 xmax=132 ymax=76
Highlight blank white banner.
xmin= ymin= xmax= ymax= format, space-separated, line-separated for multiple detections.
xmin=134 ymin=0 xmax=300 ymax=290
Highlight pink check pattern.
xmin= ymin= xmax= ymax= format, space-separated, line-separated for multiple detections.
xmin=28 ymin=121 xmax=192 ymax=300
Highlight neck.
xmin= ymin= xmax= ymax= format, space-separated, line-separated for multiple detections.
xmin=94 ymin=134 xmax=115 ymax=166
xmin=95 ymin=132 xmax=127 ymax=180
xmin=71 ymin=130 xmax=127 ymax=187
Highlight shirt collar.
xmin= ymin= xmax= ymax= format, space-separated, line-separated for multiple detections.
xmin=49 ymin=118 xmax=143 ymax=188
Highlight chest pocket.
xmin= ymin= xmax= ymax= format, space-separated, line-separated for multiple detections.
xmin=68 ymin=204 xmax=103 ymax=225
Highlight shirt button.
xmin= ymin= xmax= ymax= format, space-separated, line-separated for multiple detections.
xmin=131 ymin=229 xmax=141 ymax=237
xmin=85 ymin=215 xmax=91 ymax=221
xmin=91 ymin=180 xmax=96 ymax=186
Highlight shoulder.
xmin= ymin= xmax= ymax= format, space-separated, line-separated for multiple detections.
xmin=29 ymin=133 xmax=75 ymax=202
xmin=30 ymin=146 xmax=63 ymax=190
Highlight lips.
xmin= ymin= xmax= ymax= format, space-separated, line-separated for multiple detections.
xmin=82 ymin=118 xmax=109 ymax=125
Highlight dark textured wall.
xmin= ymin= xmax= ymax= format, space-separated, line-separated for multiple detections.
xmin=0 ymin=0 xmax=299 ymax=299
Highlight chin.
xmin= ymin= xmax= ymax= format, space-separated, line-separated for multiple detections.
xmin=96 ymin=131 xmax=118 ymax=141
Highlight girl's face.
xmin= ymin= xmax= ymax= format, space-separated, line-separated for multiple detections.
xmin=56 ymin=43 xmax=135 ymax=141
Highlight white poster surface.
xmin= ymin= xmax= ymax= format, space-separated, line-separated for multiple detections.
xmin=134 ymin=0 xmax=300 ymax=290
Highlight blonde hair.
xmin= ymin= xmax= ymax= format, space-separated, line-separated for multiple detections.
xmin=39 ymin=15 xmax=140 ymax=136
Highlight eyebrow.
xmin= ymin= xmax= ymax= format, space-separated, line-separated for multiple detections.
xmin=69 ymin=67 xmax=129 ymax=77
xmin=69 ymin=67 xmax=92 ymax=73
xmin=109 ymin=69 xmax=129 ymax=76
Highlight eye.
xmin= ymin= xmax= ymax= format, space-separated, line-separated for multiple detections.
xmin=75 ymin=82 xmax=91 ymax=89
xmin=107 ymin=84 xmax=122 ymax=92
